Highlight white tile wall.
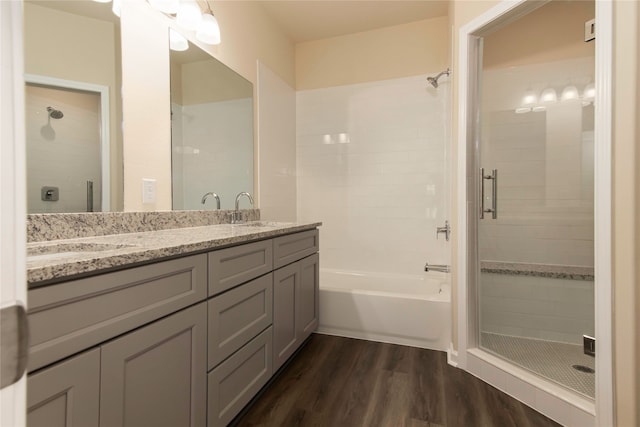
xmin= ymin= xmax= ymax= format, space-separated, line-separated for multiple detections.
xmin=26 ymin=84 xmax=102 ymax=213
xmin=296 ymin=75 xmax=450 ymax=274
xmin=172 ymin=98 xmax=253 ymax=210
xmin=257 ymin=62 xmax=297 ymax=221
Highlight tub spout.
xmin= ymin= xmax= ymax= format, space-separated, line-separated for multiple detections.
xmin=425 ymin=263 xmax=450 ymax=273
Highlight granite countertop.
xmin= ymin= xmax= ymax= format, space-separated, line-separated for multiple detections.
xmin=27 ymin=221 xmax=321 ymax=286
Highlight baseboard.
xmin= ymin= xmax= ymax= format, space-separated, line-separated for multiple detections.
xmin=447 ymin=342 xmax=459 ymax=367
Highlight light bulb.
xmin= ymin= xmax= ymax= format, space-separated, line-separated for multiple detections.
xmin=561 ymin=85 xmax=579 ymax=101
xmin=521 ymin=90 xmax=537 ymax=106
xmin=196 ymin=13 xmax=221 ymax=45
xmin=149 ymin=0 xmax=180 ymax=13
xmin=583 ymin=83 xmax=595 ymax=101
xmin=177 ymin=1 xmax=202 ymax=31
xmin=169 ymin=29 xmax=188 ymax=51
xmin=540 ymin=88 xmax=557 ymax=103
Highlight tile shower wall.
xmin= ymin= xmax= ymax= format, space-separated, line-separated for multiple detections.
xmin=297 ymin=75 xmax=449 ymax=274
xmin=172 ymin=98 xmax=253 ymax=210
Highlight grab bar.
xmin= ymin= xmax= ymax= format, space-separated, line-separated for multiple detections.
xmin=480 ymin=168 xmax=498 ymax=219
xmin=86 ymin=180 xmax=94 ymax=212
xmin=424 ymin=263 xmax=450 ymax=273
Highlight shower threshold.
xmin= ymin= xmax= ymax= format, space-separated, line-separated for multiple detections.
xmin=480 ymin=332 xmax=595 ymax=398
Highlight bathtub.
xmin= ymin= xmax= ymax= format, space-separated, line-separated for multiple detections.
xmin=317 ymin=268 xmax=451 ymax=351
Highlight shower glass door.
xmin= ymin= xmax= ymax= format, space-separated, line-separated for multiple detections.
xmin=476 ymin=0 xmax=596 ymax=399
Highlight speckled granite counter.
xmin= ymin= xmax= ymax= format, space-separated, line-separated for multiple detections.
xmin=480 ymin=261 xmax=594 ymax=281
xmin=27 ymin=221 xmax=321 ymax=286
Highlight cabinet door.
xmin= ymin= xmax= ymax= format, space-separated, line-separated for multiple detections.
xmin=297 ymin=253 xmax=319 ymax=342
xmin=100 ymin=303 xmax=207 ymax=427
xmin=27 ymin=348 xmax=100 ymax=427
xmin=272 ymin=262 xmax=299 ymax=372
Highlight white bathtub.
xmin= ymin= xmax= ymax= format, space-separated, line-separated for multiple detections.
xmin=317 ymin=268 xmax=451 ymax=351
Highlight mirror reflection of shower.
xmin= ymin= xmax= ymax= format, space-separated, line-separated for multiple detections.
xmin=427 ymin=68 xmax=451 ymax=88
xmin=40 ymin=106 xmax=64 ymax=140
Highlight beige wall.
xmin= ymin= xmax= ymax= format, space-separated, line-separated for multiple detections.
xmin=295 ymin=16 xmax=449 ymax=90
xmin=450 ymin=1 xmax=640 ymax=425
xmin=24 ymin=2 xmax=123 ymax=210
xmin=120 ymin=0 xmax=295 ymax=210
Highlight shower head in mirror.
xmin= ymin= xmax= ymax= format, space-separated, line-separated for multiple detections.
xmin=427 ymin=68 xmax=451 ymax=88
xmin=47 ymin=106 xmax=64 ymax=119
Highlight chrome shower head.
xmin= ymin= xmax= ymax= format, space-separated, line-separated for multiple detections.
xmin=47 ymin=106 xmax=64 ymax=119
xmin=427 ymin=68 xmax=451 ymax=88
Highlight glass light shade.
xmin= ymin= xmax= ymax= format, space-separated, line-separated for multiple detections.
xmin=540 ymin=88 xmax=557 ymax=103
xmin=532 ymin=106 xmax=547 ymax=112
xmin=176 ymin=1 xmax=202 ymax=31
xmin=149 ymin=0 xmax=179 ymax=13
xmin=92 ymin=0 xmax=111 ymax=3
xmin=169 ymin=29 xmax=188 ymax=51
xmin=583 ymin=83 xmax=596 ymax=101
xmin=515 ymin=107 xmax=531 ymax=114
xmin=521 ymin=90 xmax=537 ymax=106
xmin=561 ymin=85 xmax=579 ymax=101
xmin=112 ymin=0 xmax=121 ymax=17
xmin=196 ymin=13 xmax=221 ymax=45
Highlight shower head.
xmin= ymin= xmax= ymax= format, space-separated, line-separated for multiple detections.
xmin=427 ymin=68 xmax=451 ymax=88
xmin=47 ymin=106 xmax=64 ymax=119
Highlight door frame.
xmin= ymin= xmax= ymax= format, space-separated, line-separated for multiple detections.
xmin=0 ymin=1 xmax=27 ymax=425
xmin=24 ymin=74 xmax=111 ymax=212
xmin=454 ymin=0 xmax=613 ymax=426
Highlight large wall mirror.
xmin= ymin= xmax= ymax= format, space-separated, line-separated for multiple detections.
xmin=170 ymin=35 xmax=254 ymax=211
xmin=24 ymin=0 xmax=123 ymax=213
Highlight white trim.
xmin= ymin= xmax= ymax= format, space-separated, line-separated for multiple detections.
xmin=593 ymin=1 xmax=614 ymax=425
xmin=0 ymin=1 xmax=27 ymax=425
xmin=447 ymin=342 xmax=459 ymax=367
xmin=456 ymin=0 xmax=613 ymax=426
xmin=24 ymin=74 xmax=111 ymax=212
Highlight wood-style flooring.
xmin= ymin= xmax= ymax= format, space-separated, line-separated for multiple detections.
xmin=236 ymin=334 xmax=561 ymax=427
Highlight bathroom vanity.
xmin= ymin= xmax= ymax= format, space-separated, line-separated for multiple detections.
xmin=25 ymin=220 xmax=320 ymax=427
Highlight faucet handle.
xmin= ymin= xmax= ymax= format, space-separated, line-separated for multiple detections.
xmin=436 ymin=220 xmax=451 ymax=241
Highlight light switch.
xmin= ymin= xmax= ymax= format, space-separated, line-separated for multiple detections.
xmin=142 ymin=178 xmax=156 ymax=204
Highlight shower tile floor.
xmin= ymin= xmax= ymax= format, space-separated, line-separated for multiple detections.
xmin=481 ymin=332 xmax=595 ymax=398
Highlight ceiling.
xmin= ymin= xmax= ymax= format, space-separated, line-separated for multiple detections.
xmin=257 ymin=1 xmax=449 ymax=43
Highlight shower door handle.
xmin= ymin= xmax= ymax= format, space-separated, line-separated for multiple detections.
xmin=480 ymin=168 xmax=498 ymax=220
xmin=86 ymin=180 xmax=94 ymax=212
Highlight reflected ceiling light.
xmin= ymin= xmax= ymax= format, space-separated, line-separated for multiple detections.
xmin=515 ymin=107 xmax=531 ymax=114
xmin=176 ymin=0 xmax=202 ymax=31
xmin=540 ymin=88 xmax=557 ymax=103
xmin=149 ymin=0 xmax=180 ymax=14
xmin=92 ymin=0 xmax=111 ymax=3
xmin=169 ymin=29 xmax=188 ymax=51
xmin=561 ymin=85 xmax=579 ymax=101
xmin=521 ymin=89 xmax=537 ymax=106
xmin=112 ymin=0 xmax=121 ymax=17
xmin=338 ymin=133 xmax=350 ymax=144
xmin=532 ymin=106 xmax=547 ymax=112
xmin=196 ymin=13 xmax=221 ymax=45
xmin=322 ymin=134 xmax=334 ymax=145
xmin=583 ymin=82 xmax=596 ymax=101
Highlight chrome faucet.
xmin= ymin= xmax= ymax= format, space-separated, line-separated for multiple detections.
xmin=232 ymin=192 xmax=254 ymax=224
xmin=201 ymin=192 xmax=220 ymax=209
xmin=424 ymin=263 xmax=450 ymax=273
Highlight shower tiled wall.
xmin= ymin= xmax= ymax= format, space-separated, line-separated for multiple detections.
xmin=296 ymin=75 xmax=450 ymax=274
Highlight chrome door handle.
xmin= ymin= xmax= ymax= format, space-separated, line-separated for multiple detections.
xmin=480 ymin=168 xmax=498 ymax=220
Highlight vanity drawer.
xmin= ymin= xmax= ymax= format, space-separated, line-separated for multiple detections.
xmin=27 ymin=254 xmax=207 ymax=371
xmin=208 ymin=240 xmax=273 ymax=296
xmin=273 ymin=229 xmax=319 ymax=268
xmin=208 ymin=327 xmax=272 ymax=427
xmin=208 ymin=273 xmax=273 ymax=370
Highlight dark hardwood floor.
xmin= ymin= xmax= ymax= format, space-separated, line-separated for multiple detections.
xmin=236 ymin=334 xmax=561 ymax=427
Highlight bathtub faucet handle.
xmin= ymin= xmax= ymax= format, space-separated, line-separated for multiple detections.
xmin=436 ymin=220 xmax=451 ymax=241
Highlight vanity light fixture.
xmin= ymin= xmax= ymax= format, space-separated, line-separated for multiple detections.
xmin=521 ymin=89 xmax=538 ymax=106
xmin=112 ymin=0 xmax=121 ymax=17
xmin=540 ymin=87 xmax=558 ymax=103
xmin=561 ymin=85 xmax=579 ymax=101
xmin=169 ymin=29 xmax=189 ymax=51
xmin=196 ymin=4 xmax=221 ymax=45
xmin=149 ymin=0 xmax=180 ymax=14
xmin=176 ymin=0 xmax=202 ymax=31
xmin=92 ymin=0 xmax=111 ymax=3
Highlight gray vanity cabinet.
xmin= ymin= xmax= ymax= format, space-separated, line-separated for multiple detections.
xmin=99 ymin=302 xmax=207 ymax=427
xmin=27 ymin=348 xmax=100 ymax=427
xmin=273 ymin=252 xmax=320 ymax=372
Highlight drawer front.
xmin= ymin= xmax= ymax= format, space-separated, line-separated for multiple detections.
xmin=28 ymin=254 xmax=207 ymax=371
xmin=208 ymin=240 xmax=273 ymax=296
xmin=208 ymin=274 xmax=273 ymax=370
xmin=208 ymin=327 xmax=272 ymax=427
xmin=273 ymin=229 xmax=319 ymax=269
